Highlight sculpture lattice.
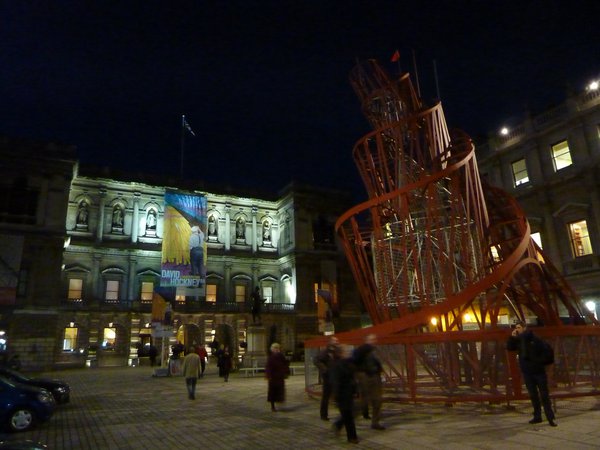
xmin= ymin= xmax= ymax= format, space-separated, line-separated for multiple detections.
xmin=307 ymin=60 xmax=600 ymax=403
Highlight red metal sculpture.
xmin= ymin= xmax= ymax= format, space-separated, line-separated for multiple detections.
xmin=306 ymin=60 xmax=600 ymax=403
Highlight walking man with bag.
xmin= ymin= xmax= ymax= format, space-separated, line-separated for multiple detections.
xmin=182 ymin=346 xmax=201 ymax=400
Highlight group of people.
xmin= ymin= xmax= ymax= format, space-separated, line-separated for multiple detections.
xmin=314 ymin=334 xmax=384 ymax=444
xmin=312 ymin=322 xmax=557 ymax=444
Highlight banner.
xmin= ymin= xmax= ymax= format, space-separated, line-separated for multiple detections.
xmin=160 ymin=191 xmax=207 ymax=289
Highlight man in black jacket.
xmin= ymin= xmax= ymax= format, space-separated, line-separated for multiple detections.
xmin=353 ymin=334 xmax=385 ymax=430
xmin=313 ymin=336 xmax=341 ymax=420
xmin=506 ymin=321 xmax=557 ymax=427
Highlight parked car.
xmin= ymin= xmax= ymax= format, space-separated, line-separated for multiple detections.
xmin=0 ymin=369 xmax=70 ymax=404
xmin=0 ymin=377 xmax=55 ymax=432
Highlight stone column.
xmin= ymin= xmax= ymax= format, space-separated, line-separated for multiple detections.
xmin=131 ymin=192 xmax=140 ymax=244
xmin=224 ymin=262 xmax=232 ymax=302
xmin=128 ymin=256 xmax=137 ymax=302
xmin=96 ymin=189 xmax=106 ymax=243
xmin=224 ymin=203 xmax=231 ymax=251
xmin=92 ymin=254 xmax=102 ymax=300
xmin=251 ymin=205 xmax=258 ymax=253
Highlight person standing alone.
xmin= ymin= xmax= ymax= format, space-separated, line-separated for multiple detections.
xmin=182 ymin=346 xmax=201 ymax=400
xmin=506 ymin=320 xmax=557 ymax=426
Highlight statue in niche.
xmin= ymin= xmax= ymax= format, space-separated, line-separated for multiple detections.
xmin=76 ymin=202 xmax=89 ymax=226
xmin=208 ymin=215 xmax=218 ymax=237
xmin=146 ymin=210 xmax=157 ymax=230
xmin=112 ymin=205 xmax=124 ymax=228
xmin=236 ymin=217 xmax=245 ymax=239
xmin=262 ymin=220 xmax=271 ymax=242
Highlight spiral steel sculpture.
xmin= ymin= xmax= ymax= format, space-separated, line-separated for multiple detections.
xmin=306 ymin=60 xmax=600 ymax=403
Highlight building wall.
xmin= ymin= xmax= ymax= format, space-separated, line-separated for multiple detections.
xmin=1 ymin=139 xmax=361 ymax=370
xmin=477 ymin=86 xmax=600 ymax=313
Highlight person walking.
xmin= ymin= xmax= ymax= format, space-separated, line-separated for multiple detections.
xmin=265 ymin=343 xmax=289 ymax=411
xmin=331 ymin=346 xmax=359 ymax=444
xmin=353 ymin=334 xmax=385 ymax=430
xmin=216 ymin=345 xmax=232 ymax=382
xmin=506 ymin=320 xmax=557 ymax=426
xmin=181 ymin=346 xmax=201 ymax=400
xmin=313 ymin=336 xmax=341 ymax=420
xmin=196 ymin=345 xmax=208 ymax=377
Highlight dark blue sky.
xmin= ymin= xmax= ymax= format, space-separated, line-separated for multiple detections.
xmin=1 ymin=1 xmax=598 ymax=197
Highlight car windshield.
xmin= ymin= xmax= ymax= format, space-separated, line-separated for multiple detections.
xmin=0 ymin=368 xmax=28 ymax=382
xmin=0 ymin=375 xmax=19 ymax=388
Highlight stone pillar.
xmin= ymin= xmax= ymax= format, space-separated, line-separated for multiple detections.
xmin=96 ymin=189 xmax=106 ymax=243
xmin=131 ymin=192 xmax=140 ymax=244
xmin=224 ymin=203 xmax=231 ymax=251
xmin=224 ymin=262 xmax=232 ymax=302
xmin=92 ymin=254 xmax=102 ymax=300
xmin=252 ymin=264 xmax=259 ymax=289
xmin=245 ymin=325 xmax=267 ymax=367
xmin=128 ymin=256 xmax=137 ymax=301
xmin=251 ymin=205 xmax=258 ymax=253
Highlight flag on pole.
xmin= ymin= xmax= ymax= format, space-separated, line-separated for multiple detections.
xmin=391 ymin=49 xmax=400 ymax=63
xmin=182 ymin=115 xmax=196 ymax=137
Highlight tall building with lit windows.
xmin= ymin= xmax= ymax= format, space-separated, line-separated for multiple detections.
xmin=0 ymin=136 xmax=362 ymax=371
xmin=477 ymin=81 xmax=600 ymax=315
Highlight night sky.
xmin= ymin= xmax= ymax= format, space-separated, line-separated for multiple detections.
xmin=2 ymin=1 xmax=598 ymax=198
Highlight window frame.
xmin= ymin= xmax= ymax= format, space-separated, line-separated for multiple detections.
xmin=68 ymin=278 xmax=83 ymax=301
xmin=206 ymin=284 xmax=217 ymax=302
xmin=63 ymin=327 xmax=78 ymax=352
xmin=511 ymin=158 xmax=529 ymax=186
xmin=568 ymin=219 xmax=593 ymax=257
xmin=551 ymin=140 xmax=573 ymax=171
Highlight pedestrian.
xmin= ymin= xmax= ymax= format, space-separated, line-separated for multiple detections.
xmin=331 ymin=345 xmax=359 ymax=444
xmin=250 ymin=286 xmax=264 ymax=325
xmin=352 ymin=334 xmax=385 ymax=430
xmin=506 ymin=320 xmax=557 ymax=426
xmin=265 ymin=342 xmax=290 ymax=411
xmin=148 ymin=344 xmax=158 ymax=367
xmin=216 ymin=345 xmax=232 ymax=382
xmin=313 ymin=336 xmax=341 ymax=420
xmin=196 ymin=344 xmax=208 ymax=377
xmin=181 ymin=346 xmax=201 ymax=400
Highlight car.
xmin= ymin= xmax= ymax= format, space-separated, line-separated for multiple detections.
xmin=0 ymin=377 xmax=55 ymax=432
xmin=0 ymin=369 xmax=70 ymax=404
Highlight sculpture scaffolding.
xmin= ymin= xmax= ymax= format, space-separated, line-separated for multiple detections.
xmin=306 ymin=60 xmax=600 ymax=403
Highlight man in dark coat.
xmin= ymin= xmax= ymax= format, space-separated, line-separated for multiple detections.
xmin=506 ymin=320 xmax=557 ymax=427
xmin=331 ymin=346 xmax=359 ymax=444
xmin=313 ymin=336 xmax=341 ymax=420
xmin=352 ymin=334 xmax=385 ymax=430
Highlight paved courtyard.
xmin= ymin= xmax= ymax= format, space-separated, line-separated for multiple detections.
xmin=1 ymin=365 xmax=600 ymax=449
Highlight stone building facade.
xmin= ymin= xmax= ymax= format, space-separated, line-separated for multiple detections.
xmin=477 ymin=83 xmax=600 ymax=315
xmin=1 ymin=137 xmax=361 ymax=371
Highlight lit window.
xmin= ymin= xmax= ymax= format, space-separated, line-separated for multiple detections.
xmin=105 ymin=280 xmax=119 ymax=300
xmin=490 ymin=246 xmax=500 ymax=262
xmin=235 ymin=285 xmax=246 ymax=303
xmin=63 ymin=327 xmax=78 ymax=351
xmin=68 ymin=278 xmax=83 ymax=300
xmin=551 ymin=140 xmax=572 ymax=171
xmin=140 ymin=282 xmax=154 ymax=302
xmin=263 ymin=286 xmax=273 ymax=303
xmin=206 ymin=284 xmax=217 ymax=302
xmin=102 ymin=327 xmax=116 ymax=350
xmin=568 ymin=220 xmax=592 ymax=257
xmin=531 ymin=232 xmax=542 ymax=249
xmin=313 ymin=282 xmax=319 ymax=303
xmin=511 ymin=158 xmax=529 ymax=186
xmin=175 ymin=287 xmax=186 ymax=303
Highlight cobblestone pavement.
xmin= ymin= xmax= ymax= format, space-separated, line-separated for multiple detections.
xmin=1 ymin=366 xmax=600 ymax=449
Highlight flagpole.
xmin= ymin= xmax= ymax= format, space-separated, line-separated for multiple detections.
xmin=180 ymin=115 xmax=185 ymax=180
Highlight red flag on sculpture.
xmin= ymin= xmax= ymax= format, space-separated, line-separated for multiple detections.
xmin=391 ymin=49 xmax=400 ymax=63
